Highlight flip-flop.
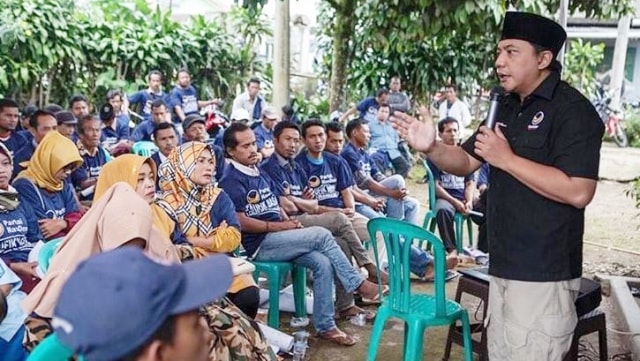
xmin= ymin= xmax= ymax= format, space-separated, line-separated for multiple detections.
xmin=318 ymin=328 xmax=358 ymax=346
xmin=422 ymin=270 xmax=460 ymax=283
xmin=336 ymin=306 xmax=376 ymax=322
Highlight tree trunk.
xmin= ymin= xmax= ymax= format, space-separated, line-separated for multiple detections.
xmin=328 ymin=0 xmax=356 ymax=112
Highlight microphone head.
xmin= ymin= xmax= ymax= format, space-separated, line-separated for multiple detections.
xmin=490 ymin=86 xmax=505 ymax=100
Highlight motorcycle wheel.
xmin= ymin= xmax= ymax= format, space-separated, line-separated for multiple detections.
xmin=612 ymin=121 xmax=629 ymax=147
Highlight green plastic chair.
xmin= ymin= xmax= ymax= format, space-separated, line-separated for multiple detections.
xmin=37 ymin=238 xmax=64 ymax=275
xmin=26 ymin=333 xmax=84 ymax=361
xmin=366 ymin=218 xmax=473 ymax=361
xmin=421 ymin=160 xmax=473 ymax=253
xmin=132 ymin=141 xmax=159 ymax=157
xmin=252 ymin=261 xmax=308 ymax=328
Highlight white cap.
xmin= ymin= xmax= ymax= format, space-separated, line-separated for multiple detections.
xmin=230 ymin=108 xmax=251 ymax=122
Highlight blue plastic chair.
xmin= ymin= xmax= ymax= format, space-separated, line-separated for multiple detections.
xmin=366 ymin=218 xmax=473 ymax=361
xmin=26 ymin=333 xmax=84 ymax=361
xmin=132 ymin=141 xmax=159 ymax=157
xmin=37 ymin=238 xmax=64 ymax=275
xmin=421 ymin=160 xmax=473 ymax=253
xmin=252 ymin=261 xmax=308 ymax=328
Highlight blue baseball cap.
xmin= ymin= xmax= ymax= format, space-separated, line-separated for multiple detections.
xmin=52 ymin=247 xmax=232 ymax=361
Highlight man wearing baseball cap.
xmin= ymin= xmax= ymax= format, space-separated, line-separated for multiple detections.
xmin=50 ymin=247 xmax=232 ymax=361
xmin=55 ymin=111 xmax=78 ymax=141
xmin=253 ymin=106 xmax=279 ymax=162
xmin=182 ymin=114 xmax=226 ymax=183
xmin=392 ymin=12 xmax=604 ymax=360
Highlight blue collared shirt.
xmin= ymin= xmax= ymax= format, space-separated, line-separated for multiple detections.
xmin=368 ymin=119 xmax=402 ymax=159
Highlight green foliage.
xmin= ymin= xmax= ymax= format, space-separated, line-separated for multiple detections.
xmin=0 ymin=0 xmax=264 ymax=111
xmin=625 ymin=177 xmax=640 ymax=209
xmin=563 ymin=39 xmax=605 ymax=96
xmin=624 ymin=110 xmax=640 ymax=148
xmin=291 ymin=92 xmax=330 ymax=121
xmin=318 ymin=0 xmax=635 ymax=110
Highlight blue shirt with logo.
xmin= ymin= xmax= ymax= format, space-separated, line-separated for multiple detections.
xmin=128 ymin=90 xmax=167 ymax=121
xmin=0 ymin=200 xmax=42 ymax=263
xmin=219 ymin=164 xmax=281 ymax=257
xmin=169 ymin=85 xmax=199 ymax=122
xmin=101 ymin=116 xmax=130 ymax=149
xmin=340 ymin=142 xmax=385 ymax=187
xmin=294 ymin=151 xmax=353 ymax=208
xmin=253 ymin=124 xmax=274 ymax=151
xmin=260 ymin=154 xmax=308 ymax=198
xmin=427 ymin=159 xmax=474 ymax=201
xmin=12 ymin=178 xmax=79 ymax=223
xmin=71 ymin=147 xmax=110 ymax=200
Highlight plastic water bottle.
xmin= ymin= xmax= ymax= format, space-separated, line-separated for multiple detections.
xmin=292 ymin=331 xmax=309 ymax=361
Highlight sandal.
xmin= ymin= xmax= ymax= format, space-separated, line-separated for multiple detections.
xmin=318 ymin=328 xmax=358 ymax=346
xmin=456 ymin=255 xmax=477 ymax=268
xmin=336 ymin=305 xmax=376 ymax=322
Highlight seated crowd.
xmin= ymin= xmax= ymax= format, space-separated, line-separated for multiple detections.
xmin=0 ymin=73 xmax=483 ymax=360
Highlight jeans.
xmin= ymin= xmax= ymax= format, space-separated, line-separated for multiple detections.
xmin=372 ymin=175 xmax=420 ymax=225
xmin=294 ymin=212 xmax=372 ymax=311
xmin=254 ymin=226 xmax=365 ymax=333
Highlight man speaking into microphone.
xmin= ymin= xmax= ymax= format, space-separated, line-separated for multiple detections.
xmin=393 ymin=12 xmax=604 ymax=360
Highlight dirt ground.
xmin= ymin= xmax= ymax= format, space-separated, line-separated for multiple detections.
xmin=283 ymin=143 xmax=640 ymax=361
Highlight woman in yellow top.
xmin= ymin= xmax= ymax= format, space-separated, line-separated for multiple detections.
xmin=156 ymin=141 xmax=260 ymax=318
xmin=94 ymin=154 xmax=277 ymax=361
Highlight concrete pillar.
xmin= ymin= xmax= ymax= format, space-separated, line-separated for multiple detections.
xmin=611 ymin=16 xmax=631 ymax=111
xmin=557 ymin=0 xmax=569 ymax=65
xmin=272 ymin=0 xmax=290 ymax=112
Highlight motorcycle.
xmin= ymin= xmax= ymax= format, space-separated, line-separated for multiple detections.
xmin=592 ymin=85 xmax=628 ymax=147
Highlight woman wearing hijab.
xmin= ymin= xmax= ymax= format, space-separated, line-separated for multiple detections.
xmin=0 ymin=144 xmax=43 ymax=293
xmin=21 ymin=182 xmax=180 ymax=350
xmin=94 ymin=155 xmax=278 ymax=361
xmin=13 ymin=132 xmax=83 ymax=240
xmin=156 ymin=141 xmax=260 ymax=319
xmin=94 ymin=154 xmax=191 ymax=251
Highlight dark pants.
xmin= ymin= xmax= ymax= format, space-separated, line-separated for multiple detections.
xmin=227 ymin=286 xmax=260 ymax=319
xmin=470 ymin=190 xmax=488 ymax=253
xmin=435 ymin=199 xmax=457 ymax=253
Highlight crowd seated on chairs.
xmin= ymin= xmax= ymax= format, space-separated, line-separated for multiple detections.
xmin=0 ymin=74 xmax=492 ymax=361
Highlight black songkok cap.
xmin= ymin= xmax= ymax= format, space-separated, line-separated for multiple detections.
xmin=501 ymin=12 xmax=567 ymax=58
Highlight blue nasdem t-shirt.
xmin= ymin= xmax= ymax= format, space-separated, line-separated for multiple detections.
xmin=169 ymin=85 xmax=199 ymax=122
xmin=218 ymin=164 xmax=281 ymax=257
xmin=340 ymin=142 xmax=384 ymax=187
xmin=260 ymin=154 xmax=308 ymax=198
xmin=357 ymin=97 xmax=379 ymax=123
xmin=12 ymin=178 xmax=79 ymax=224
xmin=128 ymin=90 xmax=167 ymax=121
xmin=253 ymin=124 xmax=274 ymax=151
xmin=294 ymin=151 xmax=353 ymax=208
xmin=427 ymin=159 xmax=475 ymax=201
xmin=11 ymin=141 xmax=36 ymax=179
xmin=71 ymin=147 xmax=110 ymax=200
xmin=0 ymin=200 xmax=43 ymax=263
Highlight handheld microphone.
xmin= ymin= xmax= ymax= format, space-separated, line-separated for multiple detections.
xmin=485 ymin=86 xmax=505 ymax=129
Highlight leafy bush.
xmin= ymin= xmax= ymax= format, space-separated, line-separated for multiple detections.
xmin=624 ymin=110 xmax=640 ymax=148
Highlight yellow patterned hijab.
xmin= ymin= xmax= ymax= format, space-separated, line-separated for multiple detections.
xmin=157 ymin=142 xmax=222 ymax=237
xmin=16 ymin=131 xmax=83 ymax=192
